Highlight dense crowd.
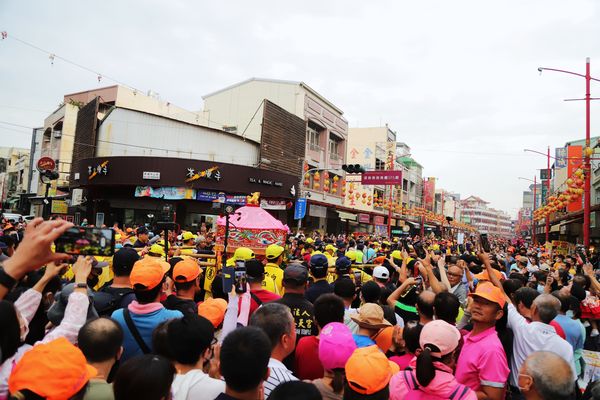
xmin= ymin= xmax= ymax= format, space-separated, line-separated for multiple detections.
xmin=0 ymin=215 xmax=599 ymax=399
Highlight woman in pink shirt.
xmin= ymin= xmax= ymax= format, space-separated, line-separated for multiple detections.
xmin=389 ymin=320 xmax=476 ymax=400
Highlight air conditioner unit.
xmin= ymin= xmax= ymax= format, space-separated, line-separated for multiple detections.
xmin=53 ymin=132 xmax=62 ymax=138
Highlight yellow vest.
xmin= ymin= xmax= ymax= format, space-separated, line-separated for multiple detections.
xmin=261 ymin=274 xmax=279 ymax=295
xmin=264 ymin=263 xmax=284 ymax=294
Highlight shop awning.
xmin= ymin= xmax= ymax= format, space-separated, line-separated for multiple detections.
xmin=338 ymin=211 xmax=357 ymax=221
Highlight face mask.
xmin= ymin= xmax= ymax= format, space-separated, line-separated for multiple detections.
xmin=537 ymin=284 xmax=545 ymax=293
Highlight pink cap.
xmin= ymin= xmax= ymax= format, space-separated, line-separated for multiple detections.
xmin=319 ymin=322 xmax=357 ymax=371
xmin=419 ymin=320 xmax=461 ymax=358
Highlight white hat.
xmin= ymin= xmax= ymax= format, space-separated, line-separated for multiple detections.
xmin=373 ymin=266 xmax=389 ymax=280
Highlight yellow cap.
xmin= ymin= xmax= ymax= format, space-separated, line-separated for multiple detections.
xmin=149 ymin=243 xmax=165 ymax=256
xmin=266 ymin=244 xmax=285 ymax=259
xmin=325 ymin=244 xmax=337 ymax=252
xmin=306 ymin=238 xmax=315 ymax=244
xmin=391 ymin=250 xmax=402 ymax=260
xmin=233 ymin=247 xmax=255 ymax=261
xmin=182 ymin=231 xmax=196 ymax=241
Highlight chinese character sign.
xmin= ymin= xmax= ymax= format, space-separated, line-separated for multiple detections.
xmin=361 ymin=171 xmax=403 ymax=185
xmin=423 ymin=177 xmax=436 ymax=211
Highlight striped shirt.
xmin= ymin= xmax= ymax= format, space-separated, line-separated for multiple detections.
xmin=263 ymin=358 xmax=298 ymax=398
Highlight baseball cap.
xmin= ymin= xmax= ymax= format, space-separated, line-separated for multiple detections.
xmin=8 ymin=337 xmax=97 ymax=400
xmin=310 ymin=254 xmax=329 ymax=274
xmin=469 ymin=281 xmax=506 ymax=308
xmin=374 ymin=326 xmax=395 ymax=353
xmin=130 ymin=257 xmax=171 ymax=290
xmin=149 ymin=243 xmax=165 ymax=256
xmin=391 ymin=250 xmax=402 ymax=260
xmin=373 ymin=266 xmax=390 ymax=280
xmin=245 ymin=259 xmax=265 ymax=280
xmin=173 ymin=258 xmax=201 ymax=283
xmin=335 ymin=257 xmax=352 ymax=274
xmin=233 ymin=247 xmax=255 ymax=261
xmin=474 ymin=268 xmax=504 ymax=282
xmin=181 ymin=231 xmax=197 ymax=241
xmin=419 ymin=319 xmax=461 ymax=358
xmin=198 ymin=298 xmax=228 ymax=328
xmin=351 ymin=303 xmax=392 ymax=330
xmin=137 ymin=227 xmax=149 ymax=235
xmin=325 ymin=244 xmax=337 ymax=252
xmin=47 ymin=283 xmax=99 ymax=326
xmin=319 ymin=322 xmax=357 ymax=371
xmin=306 ymin=238 xmax=315 ymax=244
xmin=345 ymin=345 xmax=399 ymax=395
xmin=113 ymin=247 xmax=140 ymax=273
xmin=283 ymin=263 xmax=309 ymax=284
xmin=266 ymin=244 xmax=285 ymax=260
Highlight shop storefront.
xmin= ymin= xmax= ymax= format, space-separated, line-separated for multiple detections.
xmin=72 ymin=156 xmax=297 ymax=229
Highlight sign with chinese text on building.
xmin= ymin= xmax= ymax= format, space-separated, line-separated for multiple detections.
xmin=358 ymin=213 xmax=370 ymax=224
xmin=373 ymin=215 xmax=385 ymax=225
xmin=361 ymin=171 xmax=403 ymax=185
xmin=567 ymin=145 xmax=583 ymax=213
xmin=423 ymin=177 xmax=436 ymax=211
xmin=555 ymin=147 xmax=567 ymax=169
xmin=540 ymin=169 xmax=552 ymax=180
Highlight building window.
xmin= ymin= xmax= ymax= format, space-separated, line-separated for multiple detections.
xmin=375 ymin=158 xmax=385 ymax=171
xmin=307 ymin=121 xmax=323 ymax=150
xmin=328 ymin=138 xmax=340 ymax=158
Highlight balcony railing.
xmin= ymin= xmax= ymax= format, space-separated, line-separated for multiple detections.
xmin=306 ymin=143 xmax=324 ymax=164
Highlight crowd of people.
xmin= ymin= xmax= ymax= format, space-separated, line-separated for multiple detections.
xmin=1 ymin=215 xmax=600 ymax=399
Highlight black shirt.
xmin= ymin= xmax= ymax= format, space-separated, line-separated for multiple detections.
xmin=273 ymin=293 xmax=316 ymax=339
xmin=214 ymin=393 xmax=239 ymax=400
xmin=133 ymin=239 xmax=148 ymax=248
xmin=305 ymin=280 xmax=333 ymax=304
xmin=163 ymin=295 xmax=197 ymax=315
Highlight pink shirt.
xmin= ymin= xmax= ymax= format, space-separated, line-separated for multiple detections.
xmin=389 ymin=359 xmax=477 ymax=400
xmin=455 ymin=326 xmax=510 ymax=391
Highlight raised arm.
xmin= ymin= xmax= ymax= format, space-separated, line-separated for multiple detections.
xmin=387 ymin=277 xmax=417 ymax=307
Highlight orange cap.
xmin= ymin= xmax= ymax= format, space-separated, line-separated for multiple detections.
xmin=173 ymin=258 xmax=201 ymax=283
xmin=345 ymin=345 xmax=399 ymax=395
xmin=8 ymin=337 xmax=97 ymax=400
xmin=470 ymin=281 xmax=506 ymax=308
xmin=130 ymin=257 xmax=170 ymax=290
xmin=198 ymin=297 xmax=228 ymax=328
xmin=373 ymin=326 xmax=394 ymax=353
xmin=474 ymin=268 xmax=504 ymax=282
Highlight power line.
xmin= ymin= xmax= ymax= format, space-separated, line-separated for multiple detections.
xmin=1 ymin=31 xmax=145 ymax=94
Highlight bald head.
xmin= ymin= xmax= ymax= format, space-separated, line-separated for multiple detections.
xmin=417 ymin=290 xmax=436 ymax=320
xmin=77 ymin=317 xmax=124 ymax=363
xmin=532 ymin=294 xmax=560 ymax=324
xmin=521 ymin=351 xmax=574 ymax=400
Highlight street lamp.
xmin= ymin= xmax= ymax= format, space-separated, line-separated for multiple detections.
xmin=518 ymin=176 xmax=537 ymax=245
xmin=538 ymin=58 xmax=600 ymax=247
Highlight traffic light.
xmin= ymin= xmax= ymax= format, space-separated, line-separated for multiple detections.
xmin=342 ymin=164 xmax=365 ymax=174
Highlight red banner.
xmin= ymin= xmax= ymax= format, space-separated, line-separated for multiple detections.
xmin=361 ymin=171 xmax=403 ymax=185
xmin=423 ymin=178 xmax=436 ymax=211
xmin=567 ymin=146 xmax=583 ymax=213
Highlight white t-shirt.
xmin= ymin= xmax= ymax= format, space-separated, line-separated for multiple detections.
xmin=172 ymin=369 xmax=225 ymax=400
xmin=506 ymin=303 xmax=576 ymax=387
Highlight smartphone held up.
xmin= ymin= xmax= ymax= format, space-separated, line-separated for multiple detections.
xmin=55 ymin=226 xmax=115 ymax=256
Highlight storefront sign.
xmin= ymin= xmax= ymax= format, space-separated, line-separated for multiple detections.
xmin=71 ymin=189 xmax=84 ymax=206
xmin=186 ymin=166 xmax=221 ymax=183
xmin=260 ymin=199 xmax=287 ymax=210
xmin=551 ymin=240 xmax=572 ymax=256
xmin=51 ymin=199 xmax=68 ymax=214
xmin=88 ymin=160 xmax=109 ymax=180
xmin=294 ymin=198 xmax=307 ymax=220
xmin=555 ymin=147 xmax=567 ymax=169
xmin=373 ymin=216 xmax=385 ymax=225
xmin=361 ymin=171 xmax=403 ymax=185
xmin=143 ymin=171 xmax=161 ymax=180
xmin=374 ymin=224 xmax=387 ymax=236
xmin=423 ymin=177 xmax=436 ymax=211
xmin=540 ymin=169 xmax=552 ymax=180
xmin=249 ymin=177 xmax=283 ymax=187
xmin=196 ymin=190 xmax=246 ymax=205
xmin=358 ymin=213 xmax=370 ymax=224
xmin=309 ymin=204 xmax=327 ymax=218
xmin=37 ymin=157 xmax=56 ymax=172
xmin=134 ymin=186 xmax=196 ymax=200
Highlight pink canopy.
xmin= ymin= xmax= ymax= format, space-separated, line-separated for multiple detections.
xmin=217 ymin=205 xmax=290 ymax=231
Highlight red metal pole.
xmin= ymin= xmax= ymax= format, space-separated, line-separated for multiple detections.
xmin=546 ymin=147 xmax=550 ymax=244
xmin=585 ymin=57 xmax=591 ymax=248
xmin=387 ymin=185 xmax=392 ymax=238
xmin=533 ymin=175 xmax=537 ymax=245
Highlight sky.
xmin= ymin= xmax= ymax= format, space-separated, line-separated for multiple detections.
xmin=1 ymin=0 xmax=600 ymax=217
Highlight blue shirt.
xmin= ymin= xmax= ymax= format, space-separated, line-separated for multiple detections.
xmin=554 ymin=314 xmax=584 ymax=351
xmin=353 ymin=334 xmax=376 ymax=348
xmin=112 ymin=305 xmax=182 ymax=362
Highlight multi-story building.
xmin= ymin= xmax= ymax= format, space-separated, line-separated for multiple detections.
xmin=434 ymin=190 xmax=461 ymax=220
xmin=32 ymin=85 xmax=297 ymax=228
xmin=396 ymin=143 xmax=423 ymax=209
xmin=0 ymin=147 xmax=30 ymax=212
xmin=202 ymin=78 xmax=348 ymax=233
xmin=460 ymin=196 xmax=512 ymax=237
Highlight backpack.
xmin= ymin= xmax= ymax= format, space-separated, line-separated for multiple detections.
xmin=95 ymin=287 xmax=135 ymax=316
xmin=402 ymin=370 xmax=473 ymax=400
